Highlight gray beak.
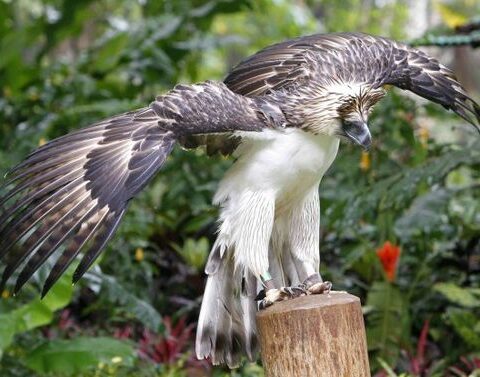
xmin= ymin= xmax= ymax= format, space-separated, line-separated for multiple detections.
xmin=342 ymin=120 xmax=372 ymax=150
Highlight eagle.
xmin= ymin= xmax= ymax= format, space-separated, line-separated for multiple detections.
xmin=0 ymin=32 xmax=479 ymax=367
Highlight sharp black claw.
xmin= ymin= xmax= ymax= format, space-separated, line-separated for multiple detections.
xmin=257 ymin=284 xmax=310 ymax=310
xmin=255 ymin=289 xmax=266 ymax=301
xmin=281 ymin=285 xmax=306 ymax=298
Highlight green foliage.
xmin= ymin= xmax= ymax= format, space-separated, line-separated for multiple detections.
xmin=0 ymin=272 xmax=73 ymax=358
xmin=434 ymin=282 xmax=480 ymax=308
xmin=434 ymin=282 xmax=480 ymax=350
xmin=88 ymin=270 xmax=163 ymax=331
xmin=25 ymin=337 xmax=135 ymax=375
xmin=366 ymin=282 xmax=410 ymax=366
xmin=446 ymin=308 xmax=480 ymax=349
xmin=172 ymin=237 xmax=210 ymax=272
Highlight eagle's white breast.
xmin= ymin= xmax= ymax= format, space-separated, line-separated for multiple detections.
xmin=212 ymin=128 xmax=339 ymax=276
xmin=214 ymin=128 xmax=339 ymax=209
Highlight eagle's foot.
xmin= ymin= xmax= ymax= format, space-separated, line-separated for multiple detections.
xmin=257 ymin=286 xmax=307 ymax=310
xmin=307 ymin=281 xmax=332 ymax=295
xmin=303 ymin=273 xmax=332 ymax=295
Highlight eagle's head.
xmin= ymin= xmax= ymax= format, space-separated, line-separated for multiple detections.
xmin=300 ymin=82 xmax=386 ymax=149
xmin=335 ymin=85 xmax=386 ymax=150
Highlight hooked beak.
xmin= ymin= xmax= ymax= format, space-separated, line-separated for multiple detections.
xmin=342 ymin=120 xmax=372 ymax=150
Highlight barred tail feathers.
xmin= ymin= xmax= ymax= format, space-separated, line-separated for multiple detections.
xmin=195 ymin=240 xmax=258 ymax=368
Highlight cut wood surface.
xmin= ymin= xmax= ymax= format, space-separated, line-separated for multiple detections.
xmin=256 ymin=291 xmax=370 ymax=377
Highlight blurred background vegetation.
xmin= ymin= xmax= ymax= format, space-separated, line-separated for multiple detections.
xmin=0 ymin=0 xmax=479 ymax=376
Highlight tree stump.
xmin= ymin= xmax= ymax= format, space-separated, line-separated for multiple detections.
xmin=256 ymin=291 xmax=370 ymax=377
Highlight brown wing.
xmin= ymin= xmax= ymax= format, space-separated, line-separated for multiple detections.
xmin=224 ymin=37 xmax=317 ymax=97
xmin=188 ymin=33 xmax=479 ymax=155
xmin=180 ymin=36 xmax=319 ymax=155
xmin=376 ymin=39 xmax=480 ymax=129
xmin=0 ymin=81 xmax=284 ymax=296
xmin=223 ymin=32 xmax=375 ymax=97
xmin=228 ymin=32 xmax=479 ymax=131
xmin=0 ymin=112 xmax=174 ymax=296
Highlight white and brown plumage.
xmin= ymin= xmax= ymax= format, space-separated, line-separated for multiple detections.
xmin=0 ymin=32 xmax=479 ymax=367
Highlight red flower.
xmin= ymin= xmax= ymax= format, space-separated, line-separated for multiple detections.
xmin=376 ymin=241 xmax=401 ymax=282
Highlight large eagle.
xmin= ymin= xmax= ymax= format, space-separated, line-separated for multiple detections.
xmin=0 ymin=32 xmax=479 ymax=367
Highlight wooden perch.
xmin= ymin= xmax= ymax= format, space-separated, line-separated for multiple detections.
xmin=256 ymin=291 xmax=370 ymax=377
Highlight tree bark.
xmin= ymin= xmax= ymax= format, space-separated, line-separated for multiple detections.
xmin=256 ymin=291 xmax=370 ymax=377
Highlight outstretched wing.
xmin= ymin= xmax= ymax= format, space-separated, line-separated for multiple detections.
xmin=287 ymin=32 xmax=480 ymax=130
xmin=224 ymin=37 xmax=317 ymax=97
xmin=228 ymin=32 xmax=480 ymax=131
xmin=179 ymin=38 xmax=316 ymax=155
xmin=375 ymin=37 xmax=480 ymax=129
xmin=0 ymin=81 xmax=284 ymax=296
xmin=0 ymin=113 xmax=175 ymax=297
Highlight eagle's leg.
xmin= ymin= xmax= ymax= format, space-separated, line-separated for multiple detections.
xmin=257 ymin=272 xmax=306 ymax=309
xmin=290 ymin=256 xmax=332 ymax=295
xmin=289 ymin=187 xmax=332 ymax=296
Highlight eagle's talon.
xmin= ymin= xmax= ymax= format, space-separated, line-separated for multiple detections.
xmin=258 ymin=285 xmax=308 ymax=309
xmin=255 ymin=289 xmax=266 ymax=301
xmin=258 ymin=288 xmax=281 ymax=309
xmin=279 ymin=285 xmax=307 ymax=298
xmin=307 ymin=281 xmax=332 ymax=295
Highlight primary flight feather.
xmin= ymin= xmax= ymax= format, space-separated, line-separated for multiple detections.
xmin=0 ymin=32 xmax=479 ymax=367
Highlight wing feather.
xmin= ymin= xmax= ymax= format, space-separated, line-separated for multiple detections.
xmin=42 ymin=207 xmax=110 ymax=296
xmin=181 ymin=40 xmax=315 ymax=155
xmin=14 ymin=198 xmax=99 ymax=293
xmin=0 ymin=81 xmax=283 ymax=295
xmin=226 ymin=32 xmax=479 ymax=131
xmin=72 ymin=208 xmax=126 ymax=284
xmin=367 ymin=35 xmax=475 ymax=127
xmin=225 ymin=45 xmax=313 ymax=97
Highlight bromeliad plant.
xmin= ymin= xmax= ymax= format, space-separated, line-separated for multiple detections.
xmin=365 ymin=241 xmax=409 ymax=368
xmin=138 ymin=316 xmax=194 ymax=365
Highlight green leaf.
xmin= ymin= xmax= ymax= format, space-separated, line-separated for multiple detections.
xmin=0 ymin=314 xmax=16 ymax=358
xmin=394 ymin=189 xmax=450 ymax=238
xmin=445 ymin=308 xmax=480 ymax=348
xmin=172 ymin=237 xmax=210 ymax=271
xmin=434 ymin=283 xmax=480 ymax=308
xmin=0 ymin=272 xmax=73 ymax=356
xmin=91 ymin=272 xmax=162 ymax=331
xmin=151 ymin=16 xmax=182 ymax=39
xmin=366 ymin=282 xmax=410 ymax=366
xmin=25 ymin=337 xmax=135 ymax=375
xmin=90 ymin=32 xmax=129 ymax=72
xmin=42 ymin=269 xmax=75 ymax=310
xmin=376 ymin=358 xmax=399 ymax=377
xmin=13 ymin=300 xmax=54 ymax=333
